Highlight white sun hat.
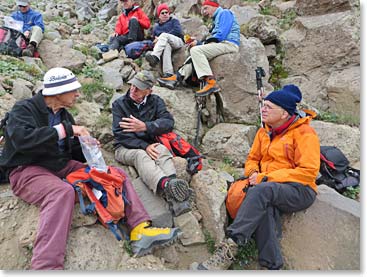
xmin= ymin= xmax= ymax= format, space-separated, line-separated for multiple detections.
xmin=42 ymin=67 xmax=81 ymax=96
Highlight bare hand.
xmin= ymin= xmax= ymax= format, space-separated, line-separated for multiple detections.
xmin=146 ymin=143 xmax=160 ymax=160
xmin=72 ymin=125 xmax=90 ymax=137
xmin=249 ymin=172 xmax=258 ymax=185
xmin=189 ymin=39 xmax=198 ymax=48
xmin=153 ymin=36 xmax=158 ymax=44
xmin=120 ymin=115 xmax=147 ymax=133
xmin=24 ymin=31 xmax=30 ymax=38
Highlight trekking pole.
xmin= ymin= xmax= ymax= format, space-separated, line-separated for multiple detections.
xmin=255 ymin=67 xmax=266 ymax=127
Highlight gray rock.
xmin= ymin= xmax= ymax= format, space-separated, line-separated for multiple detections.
xmin=38 ymin=40 xmax=86 ymax=70
xmin=190 ymin=169 xmax=228 ymax=243
xmin=11 ymin=79 xmax=33 ymax=101
xmin=201 ymin=123 xmax=258 ymax=165
xmin=310 ymin=120 xmax=360 ymax=163
xmin=295 ymin=0 xmax=358 ymax=16
xmin=99 ymin=59 xmax=124 ymax=90
xmin=281 ymin=185 xmax=360 ymax=270
xmin=230 ymin=5 xmax=260 ymax=26
xmin=174 ymin=212 xmax=205 ymax=246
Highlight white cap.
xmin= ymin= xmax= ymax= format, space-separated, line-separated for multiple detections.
xmin=16 ymin=0 xmax=30 ymax=6
xmin=42 ymin=67 xmax=81 ymax=96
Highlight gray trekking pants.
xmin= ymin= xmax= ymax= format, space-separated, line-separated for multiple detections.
xmin=115 ymin=144 xmax=176 ymax=194
xmin=226 ymin=182 xmax=316 ymax=269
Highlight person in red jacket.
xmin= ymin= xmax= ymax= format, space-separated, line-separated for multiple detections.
xmin=109 ymin=0 xmax=150 ymax=51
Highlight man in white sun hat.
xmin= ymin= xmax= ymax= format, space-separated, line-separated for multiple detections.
xmin=0 ymin=67 xmax=88 ymax=269
xmin=0 ymin=67 xmax=181 ymax=269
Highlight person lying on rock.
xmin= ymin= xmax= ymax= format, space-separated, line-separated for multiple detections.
xmin=0 ymin=67 xmax=180 ymax=269
xmin=108 ymin=0 xmax=150 ymax=53
xmin=190 ymin=84 xmax=320 ymax=270
xmin=10 ymin=0 xmax=44 ymax=57
xmin=145 ymin=3 xmax=185 ymax=78
xmin=112 ymin=70 xmax=193 ymax=217
xmin=157 ymin=0 xmax=240 ymax=97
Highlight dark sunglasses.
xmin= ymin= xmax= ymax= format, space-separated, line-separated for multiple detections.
xmin=18 ymin=5 xmax=27 ymax=8
xmin=160 ymin=11 xmax=169 ymax=15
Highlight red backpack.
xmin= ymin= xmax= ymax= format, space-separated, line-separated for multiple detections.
xmin=156 ymin=132 xmax=203 ymax=175
xmin=0 ymin=27 xmax=27 ymax=57
xmin=66 ymin=166 xmax=128 ymax=240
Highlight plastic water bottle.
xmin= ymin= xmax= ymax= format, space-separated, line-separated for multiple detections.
xmin=78 ymin=136 xmax=108 ymax=172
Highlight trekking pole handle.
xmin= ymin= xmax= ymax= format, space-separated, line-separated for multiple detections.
xmin=255 ymin=67 xmax=266 ymax=127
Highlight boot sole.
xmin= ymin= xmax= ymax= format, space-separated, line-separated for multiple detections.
xmin=131 ymin=228 xmax=182 ymax=257
xmin=166 ymin=179 xmax=190 ymax=202
xmin=195 ymin=87 xmax=221 ymax=97
xmin=146 ymin=54 xmax=159 ymax=67
xmin=157 ymin=79 xmax=176 ymax=90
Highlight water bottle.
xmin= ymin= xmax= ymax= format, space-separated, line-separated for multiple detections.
xmin=78 ymin=136 xmax=108 ymax=172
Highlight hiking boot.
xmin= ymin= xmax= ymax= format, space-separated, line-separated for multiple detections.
xmin=146 ymin=53 xmax=160 ymax=67
xmin=157 ymin=73 xmax=181 ymax=90
xmin=22 ymin=44 xmax=35 ymax=57
xmin=167 ymin=188 xmax=194 ymax=216
xmin=195 ymin=78 xmax=221 ymax=97
xmin=190 ymin=238 xmax=238 ymax=270
xmin=130 ymin=221 xmax=181 ymax=257
xmin=164 ymin=178 xmax=190 ymax=202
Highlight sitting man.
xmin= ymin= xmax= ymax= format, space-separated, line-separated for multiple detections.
xmin=158 ymin=0 xmax=240 ymax=97
xmin=108 ymin=0 xmax=150 ymax=52
xmin=145 ymin=3 xmax=185 ymax=78
xmin=11 ymin=0 xmax=44 ymax=57
xmin=112 ymin=70 xmax=192 ymax=217
xmin=191 ymin=84 xmax=320 ymax=270
xmin=0 ymin=67 xmax=180 ymax=269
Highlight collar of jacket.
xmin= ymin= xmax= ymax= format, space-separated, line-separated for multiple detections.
xmin=123 ymin=5 xmax=139 ymax=15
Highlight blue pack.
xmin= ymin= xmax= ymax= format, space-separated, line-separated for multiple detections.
xmin=124 ymin=40 xmax=154 ymax=59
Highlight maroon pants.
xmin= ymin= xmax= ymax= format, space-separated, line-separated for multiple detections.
xmin=10 ymin=160 xmax=150 ymax=270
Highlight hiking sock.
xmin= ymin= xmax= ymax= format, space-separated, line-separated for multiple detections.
xmin=158 ymin=176 xmax=170 ymax=190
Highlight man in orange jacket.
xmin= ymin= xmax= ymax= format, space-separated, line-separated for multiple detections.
xmin=191 ymin=84 xmax=320 ymax=270
xmin=109 ymin=0 xmax=150 ymax=51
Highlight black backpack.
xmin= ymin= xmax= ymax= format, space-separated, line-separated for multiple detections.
xmin=0 ymin=112 xmax=9 ymax=184
xmin=316 ymin=146 xmax=360 ymax=192
xmin=0 ymin=26 xmax=27 ymax=57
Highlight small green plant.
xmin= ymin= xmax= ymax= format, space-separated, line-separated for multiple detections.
xmin=80 ymin=23 xmax=94 ymax=35
xmin=67 ymin=106 xmax=79 ymax=117
xmin=342 ymin=186 xmax=360 ymax=200
xmin=317 ymin=111 xmax=359 ymax=127
xmin=81 ymin=64 xmax=103 ymax=81
xmin=278 ymin=10 xmax=297 ymax=30
xmin=0 ymin=57 xmax=43 ymax=81
xmin=203 ymin=230 xmax=216 ymax=254
xmin=123 ymin=240 xmax=133 ymax=256
xmin=81 ymin=81 xmax=113 ymax=102
xmin=232 ymin=238 xmax=258 ymax=269
xmin=95 ymin=113 xmax=112 ymax=129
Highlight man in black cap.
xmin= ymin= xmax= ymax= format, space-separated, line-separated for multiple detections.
xmin=191 ymin=84 xmax=320 ymax=270
xmin=112 ymin=70 xmax=193 ymax=217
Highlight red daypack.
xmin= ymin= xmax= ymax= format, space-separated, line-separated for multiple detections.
xmin=66 ymin=166 xmax=128 ymax=240
xmin=156 ymin=132 xmax=203 ymax=175
xmin=0 ymin=26 xmax=27 ymax=57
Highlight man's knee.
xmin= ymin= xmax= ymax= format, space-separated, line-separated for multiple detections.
xmin=129 ymin=17 xmax=139 ymax=25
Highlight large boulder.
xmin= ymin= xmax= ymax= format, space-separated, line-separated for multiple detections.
xmin=281 ymin=185 xmax=360 ymax=270
xmin=190 ymin=169 xmax=228 ymax=243
xmin=310 ymin=120 xmax=360 ymax=164
xmin=210 ymin=35 xmax=271 ymax=124
xmin=280 ymin=11 xmax=360 ymax=114
xmin=39 ymin=40 xmax=86 ymax=70
xmin=201 ymin=123 xmax=258 ymax=165
xmin=295 ymin=0 xmax=359 ymax=16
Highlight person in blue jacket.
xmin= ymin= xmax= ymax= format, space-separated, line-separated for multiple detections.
xmin=145 ymin=3 xmax=184 ymax=78
xmin=157 ymin=0 xmax=240 ymax=97
xmin=11 ymin=0 xmax=44 ymax=57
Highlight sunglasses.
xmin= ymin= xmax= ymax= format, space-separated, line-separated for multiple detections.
xmin=18 ymin=5 xmax=27 ymax=8
xmin=160 ymin=11 xmax=169 ymax=15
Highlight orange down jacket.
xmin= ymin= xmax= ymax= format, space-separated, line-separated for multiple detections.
xmin=244 ymin=111 xmax=320 ymax=192
xmin=115 ymin=6 xmax=151 ymax=35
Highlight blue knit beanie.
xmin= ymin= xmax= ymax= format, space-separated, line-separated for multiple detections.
xmin=264 ymin=84 xmax=302 ymax=115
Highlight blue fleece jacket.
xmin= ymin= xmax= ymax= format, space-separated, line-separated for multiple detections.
xmin=153 ymin=16 xmax=183 ymax=40
xmin=207 ymin=7 xmax=240 ymax=46
xmin=11 ymin=8 xmax=45 ymax=33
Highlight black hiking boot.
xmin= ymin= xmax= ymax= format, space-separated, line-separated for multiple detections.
xmin=22 ymin=44 xmax=35 ymax=57
xmin=146 ymin=53 xmax=160 ymax=67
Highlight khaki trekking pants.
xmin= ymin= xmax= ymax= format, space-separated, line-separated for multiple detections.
xmin=179 ymin=41 xmax=239 ymax=79
xmin=152 ymin=33 xmax=184 ymax=75
xmin=115 ymin=144 xmax=176 ymax=193
xmin=29 ymin=25 xmax=43 ymax=46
